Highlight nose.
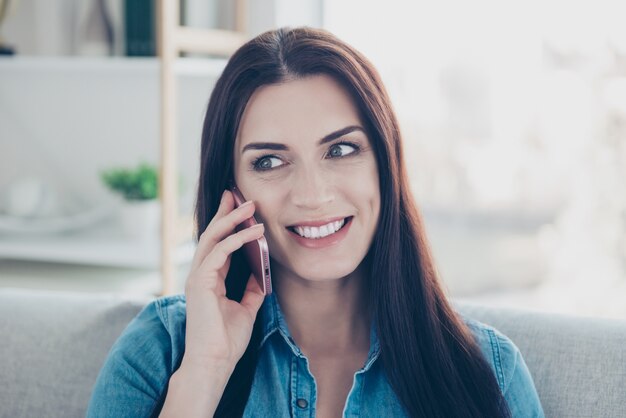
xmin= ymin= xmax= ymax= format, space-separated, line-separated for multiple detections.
xmin=289 ymin=166 xmax=334 ymax=210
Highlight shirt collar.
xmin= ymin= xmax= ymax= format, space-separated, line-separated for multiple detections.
xmin=258 ymin=291 xmax=381 ymax=370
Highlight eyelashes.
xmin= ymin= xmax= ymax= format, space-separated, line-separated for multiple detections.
xmin=249 ymin=141 xmax=362 ymax=172
xmin=251 ymin=155 xmax=283 ymax=172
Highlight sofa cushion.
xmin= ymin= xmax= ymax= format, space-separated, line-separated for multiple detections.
xmin=0 ymin=288 xmax=149 ymax=418
xmin=1 ymin=288 xmax=625 ymax=418
xmin=457 ymin=303 xmax=626 ymax=418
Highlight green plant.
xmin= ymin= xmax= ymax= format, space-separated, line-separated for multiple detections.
xmin=101 ymin=163 xmax=159 ymax=201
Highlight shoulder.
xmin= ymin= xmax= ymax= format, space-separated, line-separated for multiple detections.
xmin=118 ymin=294 xmax=187 ymax=341
xmin=459 ymin=314 xmax=545 ymax=417
xmin=102 ymin=293 xmax=188 ymax=374
xmin=127 ymin=294 xmax=188 ymax=363
xmin=151 ymin=294 xmax=187 ymax=336
xmin=460 ymin=315 xmax=518 ymax=393
xmin=87 ymin=295 xmax=188 ymax=416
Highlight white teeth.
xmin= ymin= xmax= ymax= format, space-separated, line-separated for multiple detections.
xmin=291 ymin=218 xmax=347 ymax=239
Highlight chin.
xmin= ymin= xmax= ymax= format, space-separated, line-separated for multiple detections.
xmin=293 ymin=260 xmax=359 ymax=282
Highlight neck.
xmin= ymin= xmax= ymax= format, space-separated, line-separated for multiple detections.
xmin=272 ymin=262 xmax=371 ymax=357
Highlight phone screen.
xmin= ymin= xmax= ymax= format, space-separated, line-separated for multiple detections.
xmin=229 ymin=183 xmax=272 ymax=295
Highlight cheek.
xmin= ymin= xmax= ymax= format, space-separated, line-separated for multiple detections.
xmin=367 ymin=190 xmax=381 ymax=226
xmin=244 ymin=189 xmax=282 ymax=227
xmin=350 ymin=163 xmax=380 ymax=201
xmin=360 ymin=168 xmax=381 ymax=224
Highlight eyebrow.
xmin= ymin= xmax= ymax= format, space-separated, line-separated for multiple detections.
xmin=241 ymin=125 xmax=366 ymax=153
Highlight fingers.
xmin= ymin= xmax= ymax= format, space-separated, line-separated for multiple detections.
xmin=192 ymin=190 xmax=256 ymax=271
xmin=198 ymin=222 xmax=265 ymax=275
xmin=208 ymin=201 xmax=256 ymax=248
xmin=240 ymin=273 xmax=265 ymax=317
xmin=191 ymin=190 xmax=233 ymax=271
xmin=210 ymin=189 xmax=235 ymax=226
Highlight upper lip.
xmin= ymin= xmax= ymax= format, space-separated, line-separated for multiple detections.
xmin=287 ymin=216 xmax=351 ymax=228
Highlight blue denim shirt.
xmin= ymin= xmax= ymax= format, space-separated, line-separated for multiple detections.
xmin=87 ymin=293 xmax=544 ymax=417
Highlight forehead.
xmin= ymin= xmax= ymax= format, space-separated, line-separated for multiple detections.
xmin=236 ymin=74 xmax=362 ymax=149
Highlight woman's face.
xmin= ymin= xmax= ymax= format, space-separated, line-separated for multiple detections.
xmin=233 ymin=74 xmax=380 ymax=282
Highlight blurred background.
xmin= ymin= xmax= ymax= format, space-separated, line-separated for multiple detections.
xmin=1 ymin=0 xmax=625 ymax=319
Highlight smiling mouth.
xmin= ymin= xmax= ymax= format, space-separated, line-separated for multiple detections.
xmin=286 ymin=216 xmax=353 ymax=239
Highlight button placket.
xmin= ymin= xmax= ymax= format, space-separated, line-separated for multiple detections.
xmin=291 ymin=355 xmax=316 ymax=417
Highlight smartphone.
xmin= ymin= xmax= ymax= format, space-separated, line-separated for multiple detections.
xmin=229 ymin=182 xmax=272 ymax=295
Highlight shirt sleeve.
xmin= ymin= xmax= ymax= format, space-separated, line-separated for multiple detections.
xmin=86 ymin=300 xmax=175 ymax=418
xmin=495 ymin=331 xmax=546 ymax=418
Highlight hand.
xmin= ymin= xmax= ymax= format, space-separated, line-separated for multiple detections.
xmin=182 ymin=189 xmax=266 ymax=374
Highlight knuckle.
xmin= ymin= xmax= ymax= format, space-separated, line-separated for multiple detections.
xmin=213 ymin=239 xmax=226 ymax=253
xmin=199 ymin=227 xmax=213 ymax=242
xmin=186 ymin=269 xmax=220 ymax=290
xmin=211 ymin=241 xmax=231 ymax=260
xmin=228 ymin=231 xmax=246 ymax=247
xmin=228 ymin=216 xmax=241 ymax=230
xmin=228 ymin=210 xmax=246 ymax=227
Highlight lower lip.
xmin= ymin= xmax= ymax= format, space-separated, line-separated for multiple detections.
xmin=286 ymin=217 xmax=353 ymax=249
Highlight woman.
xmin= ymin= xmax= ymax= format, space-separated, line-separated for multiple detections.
xmin=88 ymin=27 xmax=544 ymax=417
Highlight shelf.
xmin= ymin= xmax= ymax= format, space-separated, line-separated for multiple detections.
xmin=0 ymin=55 xmax=224 ymax=292
xmin=0 ymin=218 xmax=195 ymax=269
xmin=0 ymin=56 xmax=227 ymax=77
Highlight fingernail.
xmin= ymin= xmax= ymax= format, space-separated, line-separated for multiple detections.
xmin=240 ymin=200 xmax=253 ymax=208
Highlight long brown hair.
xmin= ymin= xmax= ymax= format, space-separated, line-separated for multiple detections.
xmin=196 ymin=27 xmax=510 ymax=417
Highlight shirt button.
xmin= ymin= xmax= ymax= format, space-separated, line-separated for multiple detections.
xmin=296 ymin=398 xmax=308 ymax=409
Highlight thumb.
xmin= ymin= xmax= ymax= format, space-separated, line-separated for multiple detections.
xmin=240 ymin=273 xmax=266 ymax=318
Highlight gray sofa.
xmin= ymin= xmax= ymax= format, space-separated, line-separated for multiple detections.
xmin=0 ymin=288 xmax=624 ymax=418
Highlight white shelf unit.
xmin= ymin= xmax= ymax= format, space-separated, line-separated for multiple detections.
xmin=0 ymin=219 xmax=195 ymax=269
xmin=0 ymin=0 xmax=248 ymax=295
xmin=0 ymin=55 xmax=225 ymax=276
xmin=0 ymin=54 xmax=227 ymax=75
xmin=157 ymin=0 xmax=247 ymax=294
